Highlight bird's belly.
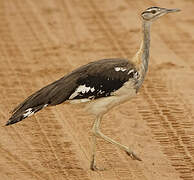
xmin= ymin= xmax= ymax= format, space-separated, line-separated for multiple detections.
xmin=67 ymin=80 xmax=137 ymax=116
xmin=85 ymin=84 xmax=137 ymax=116
xmin=112 ymin=80 xmax=137 ymax=96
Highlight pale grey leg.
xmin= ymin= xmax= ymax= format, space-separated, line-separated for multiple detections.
xmin=90 ymin=115 xmax=141 ymax=170
xmin=90 ymin=116 xmax=103 ymax=171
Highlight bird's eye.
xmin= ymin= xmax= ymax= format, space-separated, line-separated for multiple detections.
xmin=151 ymin=10 xmax=156 ymax=14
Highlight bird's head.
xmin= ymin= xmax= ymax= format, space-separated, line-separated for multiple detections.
xmin=141 ymin=7 xmax=180 ymax=22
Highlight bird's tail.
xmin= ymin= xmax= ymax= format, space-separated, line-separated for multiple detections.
xmin=5 ymin=74 xmax=71 ymax=126
xmin=5 ymin=104 xmax=48 ymax=126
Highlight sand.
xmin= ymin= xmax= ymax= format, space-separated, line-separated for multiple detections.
xmin=0 ymin=0 xmax=193 ymax=179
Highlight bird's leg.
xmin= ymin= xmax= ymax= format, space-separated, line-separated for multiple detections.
xmin=92 ymin=115 xmax=142 ymax=163
xmin=96 ymin=130 xmax=142 ymax=161
xmin=90 ymin=115 xmax=105 ymax=171
xmin=90 ymin=124 xmax=97 ymax=170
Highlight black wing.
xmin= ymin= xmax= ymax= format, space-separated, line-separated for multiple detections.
xmin=6 ymin=59 xmax=137 ymax=126
xmin=69 ymin=59 xmax=138 ymax=100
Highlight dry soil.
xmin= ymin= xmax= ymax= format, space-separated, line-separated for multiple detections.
xmin=0 ymin=0 xmax=194 ymax=180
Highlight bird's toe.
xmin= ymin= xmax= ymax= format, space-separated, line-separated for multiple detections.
xmin=90 ymin=164 xmax=106 ymax=171
xmin=126 ymin=150 xmax=142 ymax=161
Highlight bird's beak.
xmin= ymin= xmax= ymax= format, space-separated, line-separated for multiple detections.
xmin=166 ymin=8 xmax=181 ymax=13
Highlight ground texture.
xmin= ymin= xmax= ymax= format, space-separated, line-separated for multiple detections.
xmin=0 ymin=0 xmax=194 ymax=180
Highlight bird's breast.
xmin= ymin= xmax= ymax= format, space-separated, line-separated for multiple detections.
xmin=112 ymin=79 xmax=137 ymax=97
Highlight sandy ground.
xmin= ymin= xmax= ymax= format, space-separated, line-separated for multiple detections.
xmin=0 ymin=0 xmax=194 ymax=179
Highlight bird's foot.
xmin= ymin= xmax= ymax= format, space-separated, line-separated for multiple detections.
xmin=90 ymin=164 xmax=106 ymax=171
xmin=90 ymin=159 xmax=106 ymax=171
xmin=126 ymin=150 xmax=142 ymax=161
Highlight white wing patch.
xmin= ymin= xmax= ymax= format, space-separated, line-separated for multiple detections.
xmin=69 ymin=84 xmax=95 ymax=99
xmin=90 ymin=87 xmax=95 ymax=92
xmin=98 ymin=90 xmax=105 ymax=94
xmin=23 ymin=108 xmax=34 ymax=118
xmin=44 ymin=104 xmax=48 ymax=108
xmin=114 ymin=67 xmax=127 ymax=72
xmin=128 ymin=69 xmax=134 ymax=75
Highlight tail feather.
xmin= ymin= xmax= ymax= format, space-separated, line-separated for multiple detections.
xmin=6 ymin=80 xmax=58 ymax=126
xmin=6 ymin=104 xmax=47 ymax=126
xmin=6 ymin=73 xmax=77 ymax=126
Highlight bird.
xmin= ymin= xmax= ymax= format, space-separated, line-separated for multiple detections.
xmin=6 ymin=7 xmax=180 ymax=170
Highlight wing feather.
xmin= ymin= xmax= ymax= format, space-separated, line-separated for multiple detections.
xmin=6 ymin=58 xmax=137 ymax=125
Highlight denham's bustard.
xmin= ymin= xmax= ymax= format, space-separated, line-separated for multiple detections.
xmin=6 ymin=7 xmax=180 ymax=170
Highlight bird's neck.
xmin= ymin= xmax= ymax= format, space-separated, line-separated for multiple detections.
xmin=132 ymin=20 xmax=151 ymax=75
